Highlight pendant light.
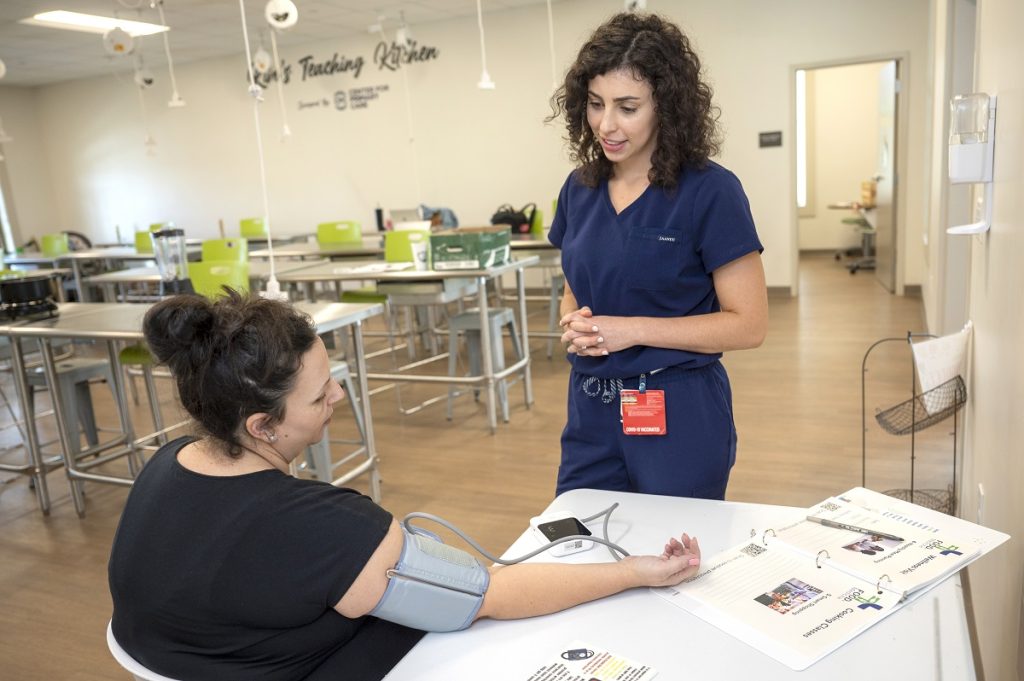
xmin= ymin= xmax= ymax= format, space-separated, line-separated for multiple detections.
xmin=238 ymin=0 xmax=287 ymax=300
xmin=474 ymin=0 xmax=494 ymax=89
xmin=545 ymin=0 xmax=557 ymax=89
xmin=151 ymin=0 xmax=185 ymax=107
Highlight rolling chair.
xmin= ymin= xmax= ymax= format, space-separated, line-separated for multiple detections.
xmin=106 ymin=621 xmax=180 ymax=681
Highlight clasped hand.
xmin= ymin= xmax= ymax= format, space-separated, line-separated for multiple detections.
xmin=559 ymin=306 xmax=630 ymax=356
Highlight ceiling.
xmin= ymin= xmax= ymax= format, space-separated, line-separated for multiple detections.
xmin=0 ymin=0 xmax=553 ymax=87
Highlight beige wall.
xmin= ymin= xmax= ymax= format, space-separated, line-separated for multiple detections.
xmin=0 ymin=0 xmax=930 ymax=291
xmin=955 ymin=0 xmax=1024 ymax=677
xmin=798 ymin=63 xmax=884 ymax=251
xmin=0 ymin=84 xmax=56 ymax=245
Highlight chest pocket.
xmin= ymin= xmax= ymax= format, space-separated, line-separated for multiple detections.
xmin=625 ymin=226 xmax=684 ymax=291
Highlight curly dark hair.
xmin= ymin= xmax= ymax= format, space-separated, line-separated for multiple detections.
xmin=548 ymin=12 xmax=720 ymax=189
xmin=143 ymin=290 xmax=317 ymax=458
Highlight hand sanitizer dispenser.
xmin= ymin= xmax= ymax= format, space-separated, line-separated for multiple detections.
xmin=947 ymin=93 xmax=996 ymax=235
xmin=949 ymin=94 xmax=995 ymax=183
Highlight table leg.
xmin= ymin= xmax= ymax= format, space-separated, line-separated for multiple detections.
xmin=351 ymin=320 xmax=381 ymax=501
xmin=72 ymin=260 xmax=87 ymax=302
xmin=40 ymin=337 xmax=87 ymax=516
xmin=477 ymin=275 xmax=496 ymax=434
xmin=8 ymin=338 xmax=52 ymax=514
xmin=515 ymin=266 xmax=534 ymax=408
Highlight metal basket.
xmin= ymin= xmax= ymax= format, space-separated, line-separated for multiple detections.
xmin=875 ymin=376 xmax=967 ymax=436
xmin=882 ymin=487 xmax=954 ymax=515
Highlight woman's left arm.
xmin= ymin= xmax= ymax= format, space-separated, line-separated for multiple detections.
xmin=566 ymin=251 xmax=768 ymax=356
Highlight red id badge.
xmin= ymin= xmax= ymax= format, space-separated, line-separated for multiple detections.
xmin=620 ymin=389 xmax=667 ymax=435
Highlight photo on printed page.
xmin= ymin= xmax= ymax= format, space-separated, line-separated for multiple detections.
xmin=752 ymin=578 xmax=823 ymax=615
xmin=841 ymin=534 xmax=901 ymax=556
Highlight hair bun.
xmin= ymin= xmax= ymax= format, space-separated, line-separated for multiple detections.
xmin=143 ymin=295 xmax=217 ymax=368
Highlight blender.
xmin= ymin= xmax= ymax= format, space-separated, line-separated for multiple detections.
xmin=151 ymin=227 xmax=194 ymax=295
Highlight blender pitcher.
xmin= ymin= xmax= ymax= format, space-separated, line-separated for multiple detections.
xmin=151 ymin=228 xmax=194 ymax=295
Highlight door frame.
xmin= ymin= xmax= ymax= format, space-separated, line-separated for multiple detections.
xmin=788 ymin=52 xmax=911 ymax=296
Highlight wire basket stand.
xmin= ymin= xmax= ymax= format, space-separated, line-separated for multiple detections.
xmin=861 ymin=333 xmax=968 ymax=515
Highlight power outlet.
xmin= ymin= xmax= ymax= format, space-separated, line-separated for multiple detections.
xmin=976 ymin=483 xmax=985 ymax=523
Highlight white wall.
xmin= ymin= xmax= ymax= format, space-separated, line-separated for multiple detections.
xmin=954 ymin=0 xmax=1024 ymax=677
xmin=798 ymin=63 xmax=883 ymax=251
xmin=3 ymin=0 xmax=931 ymax=291
xmin=0 ymin=84 xmax=57 ymax=245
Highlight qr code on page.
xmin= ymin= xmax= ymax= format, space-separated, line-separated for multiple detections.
xmin=741 ymin=543 xmax=766 ymax=558
xmin=819 ymin=502 xmax=841 ymax=512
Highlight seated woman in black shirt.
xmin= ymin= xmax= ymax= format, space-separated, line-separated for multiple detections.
xmin=108 ymin=291 xmax=702 ymax=681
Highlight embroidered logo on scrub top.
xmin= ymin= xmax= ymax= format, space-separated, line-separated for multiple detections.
xmin=657 ymin=235 xmax=676 ymax=242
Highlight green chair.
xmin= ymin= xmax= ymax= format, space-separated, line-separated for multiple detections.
xmin=189 ymin=261 xmax=250 ymax=298
xmin=134 ymin=231 xmax=154 ymax=254
xmin=384 ymin=228 xmax=430 ymax=266
xmin=530 ymin=208 xmax=545 ymax=238
xmin=201 ymin=238 xmax=248 ymax=263
xmin=41 ymin=233 xmax=70 ymax=257
xmin=240 ymin=217 xmax=267 ymax=238
xmin=317 ymin=221 xmax=362 ymax=246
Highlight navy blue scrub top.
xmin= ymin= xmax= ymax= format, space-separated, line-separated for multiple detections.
xmin=548 ymin=162 xmax=763 ymax=380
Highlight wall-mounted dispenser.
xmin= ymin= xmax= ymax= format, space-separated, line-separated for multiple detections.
xmin=947 ymin=93 xmax=997 ymax=235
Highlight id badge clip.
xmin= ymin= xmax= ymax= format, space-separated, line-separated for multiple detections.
xmin=620 ymin=373 xmax=667 ymax=435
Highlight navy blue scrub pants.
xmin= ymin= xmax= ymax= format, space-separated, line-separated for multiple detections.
xmin=556 ymin=361 xmax=737 ymax=499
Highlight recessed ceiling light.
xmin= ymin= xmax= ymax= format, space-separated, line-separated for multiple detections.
xmin=20 ymin=10 xmax=169 ymax=36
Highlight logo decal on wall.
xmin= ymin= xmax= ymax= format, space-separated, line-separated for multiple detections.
xmin=252 ymin=40 xmax=440 ymax=89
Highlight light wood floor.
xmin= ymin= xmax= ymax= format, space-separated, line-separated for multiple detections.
xmin=1 ymin=253 xmax=957 ymax=679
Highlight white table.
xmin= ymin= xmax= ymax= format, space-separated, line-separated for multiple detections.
xmin=0 ymin=301 xmax=383 ymax=516
xmin=249 ymin=242 xmax=384 ymax=260
xmin=277 ymin=257 xmax=539 ymax=433
xmin=385 ymin=489 xmax=975 ymax=680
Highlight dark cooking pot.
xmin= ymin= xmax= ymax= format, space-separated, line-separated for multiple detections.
xmin=0 ymin=272 xmax=60 ymax=319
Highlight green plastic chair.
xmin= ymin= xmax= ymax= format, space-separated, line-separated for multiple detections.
xmin=384 ymin=228 xmax=431 ymax=265
xmin=201 ymin=238 xmax=248 ymax=263
xmin=134 ymin=231 xmax=154 ymax=254
xmin=530 ymin=208 xmax=545 ymax=238
xmin=41 ymin=233 xmax=70 ymax=257
xmin=240 ymin=217 xmax=267 ymax=238
xmin=317 ymin=221 xmax=362 ymax=246
xmin=189 ymin=261 xmax=250 ymax=298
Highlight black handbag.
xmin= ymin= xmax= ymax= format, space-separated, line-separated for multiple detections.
xmin=490 ymin=202 xmax=536 ymax=234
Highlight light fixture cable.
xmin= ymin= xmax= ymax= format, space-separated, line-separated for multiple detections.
xmin=475 ymin=0 xmax=494 ymax=89
xmin=152 ymin=0 xmax=185 ymax=107
xmin=237 ymin=0 xmax=285 ymax=299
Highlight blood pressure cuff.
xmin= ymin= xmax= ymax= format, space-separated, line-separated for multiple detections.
xmin=369 ymin=528 xmax=490 ymax=632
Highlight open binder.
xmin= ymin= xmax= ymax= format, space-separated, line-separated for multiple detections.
xmin=654 ymin=488 xmax=1008 ymax=670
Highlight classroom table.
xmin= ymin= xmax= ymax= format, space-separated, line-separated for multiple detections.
xmin=385 ymin=488 xmax=977 ymax=680
xmin=0 ymin=300 xmax=383 ymax=516
xmin=82 ymin=259 xmax=328 ymax=301
xmin=4 ymin=246 xmax=201 ymax=302
xmin=276 ymin=257 xmax=539 ymax=433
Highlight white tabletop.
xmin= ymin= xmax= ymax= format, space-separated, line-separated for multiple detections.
xmin=83 ymin=260 xmax=328 ymax=286
xmin=250 ymin=242 xmax=384 ymax=259
xmin=384 ymin=489 xmax=974 ymax=680
xmin=276 ymin=256 xmax=540 ymax=284
xmin=0 ymin=301 xmax=383 ymax=340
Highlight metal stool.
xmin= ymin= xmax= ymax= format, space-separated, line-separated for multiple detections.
xmin=291 ymin=360 xmax=380 ymax=501
xmin=446 ymin=308 xmax=523 ymax=423
xmin=25 ymin=356 xmax=115 ymax=448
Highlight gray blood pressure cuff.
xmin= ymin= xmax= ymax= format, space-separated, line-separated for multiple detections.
xmin=369 ymin=527 xmax=490 ymax=632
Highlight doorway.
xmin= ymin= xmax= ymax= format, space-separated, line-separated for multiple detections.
xmin=793 ymin=58 xmax=902 ymax=293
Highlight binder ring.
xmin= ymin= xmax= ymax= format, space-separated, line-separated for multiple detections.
xmin=815 ymin=550 xmax=830 ymax=569
xmin=876 ymin=573 xmax=892 ymax=594
xmin=762 ymin=529 xmax=776 ymax=546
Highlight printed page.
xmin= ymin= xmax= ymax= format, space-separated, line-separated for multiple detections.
xmin=773 ymin=497 xmax=979 ymax=597
xmin=524 ymin=640 xmax=657 ymax=681
xmin=653 ymin=540 xmax=902 ymax=670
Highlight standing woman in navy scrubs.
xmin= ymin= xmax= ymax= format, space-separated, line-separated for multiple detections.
xmin=547 ymin=12 xmax=768 ymax=499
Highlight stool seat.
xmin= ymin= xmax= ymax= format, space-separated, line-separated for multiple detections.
xmin=446 ymin=308 xmax=523 ymax=423
xmin=25 ymin=356 xmax=115 ymax=448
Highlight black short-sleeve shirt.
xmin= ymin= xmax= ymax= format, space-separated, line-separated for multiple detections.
xmin=108 ymin=437 xmax=423 ymax=680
